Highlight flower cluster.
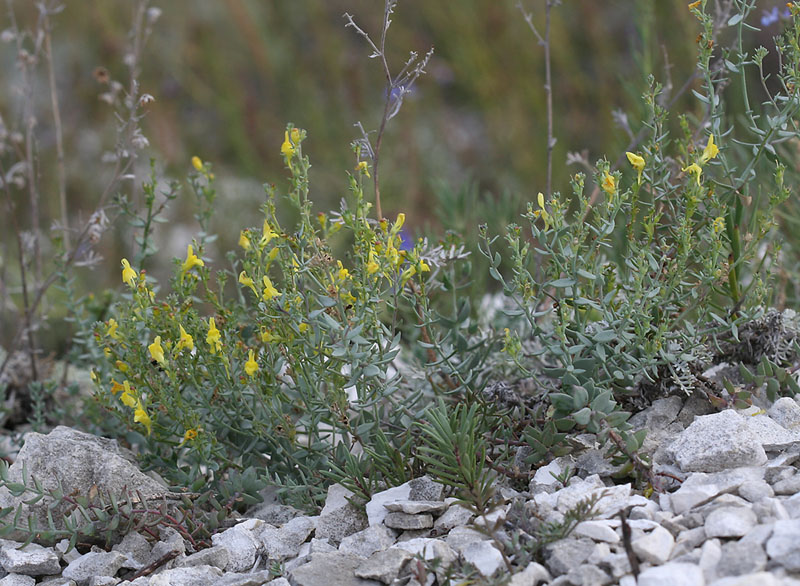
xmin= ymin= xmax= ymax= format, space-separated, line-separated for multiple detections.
xmin=682 ymin=134 xmax=719 ymax=186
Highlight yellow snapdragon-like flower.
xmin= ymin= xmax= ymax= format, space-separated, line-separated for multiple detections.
xmin=177 ymin=325 xmax=194 ymax=352
xmin=700 ymin=134 xmax=719 ymax=164
xmin=148 ymin=336 xmax=166 ymax=365
xmin=239 ymin=271 xmax=258 ymax=296
xmin=244 ymin=349 xmax=259 ymax=377
xmin=260 ymin=327 xmax=274 ymax=343
xmin=712 ymin=216 xmax=726 ymax=235
xmin=260 ymin=220 xmax=278 ymax=248
xmin=533 ymin=192 xmax=551 ymax=231
xmin=134 ymin=400 xmax=152 ymax=435
xmin=191 ymin=156 xmax=204 ymax=172
xmin=366 ymin=248 xmax=380 ymax=275
xmin=207 ymin=317 xmax=222 ymax=354
xmin=107 ymin=318 xmax=120 ymax=340
xmin=182 ymin=428 xmax=198 ymax=443
xmin=181 ymin=245 xmax=205 ymax=280
xmin=281 ymin=128 xmax=301 ymax=163
xmin=262 ymin=276 xmax=281 ymax=301
xmin=682 ymin=162 xmax=703 ymax=186
xmin=601 ymin=171 xmax=617 ymax=197
xmin=337 ymin=260 xmax=350 ymax=281
xmin=239 ymin=230 xmax=251 ymax=250
xmin=121 ymin=258 xmax=137 ymax=287
xmin=120 ymin=381 xmax=137 ymax=408
xmin=626 ymin=152 xmax=646 ymax=185
xmin=355 ymin=160 xmax=371 ymax=178
xmin=386 ymin=243 xmax=400 ymax=268
xmin=281 ymin=132 xmax=296 ymax=159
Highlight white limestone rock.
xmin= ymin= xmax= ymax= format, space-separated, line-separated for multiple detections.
xmin=211 ymin=525 xmax=260 ymax=572
xmin=0 ymin=543 xmax=60 ymax=576
xmin=339 ymin=525 xmax=396 ymax=558
xmin=573 ymin=519 xmax=621 ymax=543
xmin=315 ymin=484 xmax=368 ymax=546
xmin=461 ymin=541 xmax=504 ymax=578
xmin=704 ymin=506 xmax=757 ymax=538
xmin=666 ymin=410 xmax=768 ymax=473
xmin=768 ymin=397 xmax=800 ymax=430
xmin=765 ymin=519 xmax=800 ymax=571
xmin=631 ymin=525 xmax=675 ymax=565
xmin=637 ymin=562 xmax=705 ymax=586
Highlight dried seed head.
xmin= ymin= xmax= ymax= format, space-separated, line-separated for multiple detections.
xmin=93 ymin=67 xmax=110 ymax=84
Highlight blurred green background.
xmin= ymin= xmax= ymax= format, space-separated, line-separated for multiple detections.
xmin=0 ymin=0 xmax=794 ymax=353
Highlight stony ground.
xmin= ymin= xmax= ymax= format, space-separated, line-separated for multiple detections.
xmin=3 ymin=384 xmax=800 ymax=585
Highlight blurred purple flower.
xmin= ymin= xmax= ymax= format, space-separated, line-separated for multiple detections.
xmin=762 ymin=7 xmax=779 ymax=26
xmin=398 ymin=227 xmax=413 ymax=251
xmin=761 ymin=6 xmax=792 ymax=27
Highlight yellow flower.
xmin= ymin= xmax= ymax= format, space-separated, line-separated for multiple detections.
xmin=400 ymin=266 xmax=417 ymax=286
xmin=206 ymin=317 xmax=222 ymax=353
xmin=121 ymin=258 xmax=137 ymax=286
xmin=281 ymin=130 xmax=298 ymax=159
xmin=712 ymin=216 xmax=726 ymax=235
xmin=533 ymin=192 xmax=551 ymax=231
xmin=601 ymin=171 xmax=617 ymax=196
xmin=107 ymin=318 xmax=120 ymax=340
xmin=90 ymin=370 xmax=98 ymax=383
xmin=386 ymin=243 xmax=400 ymax=268
xmin=244 ymin=349 xmax=259 ymax=377
xmin=262 ymin=276 xmax=281 ymax=301
xmin=298 ymin=323 xmax=309 ymax=334
xmin=120 ymin=381 xmax=136 ymax=408
xmin=115 ymin=360 xmax=129 ymax=373
xmin=337 ymin=260 xmax=350 ymax=281
xmin=260 ymin=220 xmax=278 ymax=248
xmin=340 ymin=291 xmax=357 ymax=305
xmin=104 ymin=347 xmax=111 ymax=358
xmin=181 ymin=245 xmax=205 ymax=280
xmin=683 ymin=163 xmax=703 ymax=186
xmin=687 ymin=0 xmax=701 ymax=10
xmin=700 ymin=134 xmax=719 ymax=164
xmin=394 ymin=213 xmax=406 ymax=231
xmin=260 ymin=327 xmax=274 ymax=343
xmin=366 ymin=248 xmax=379 ymax=275
xmin=110 ymin=380 xmax=125 ymax=395
xmin=134 ymin=400 xmax=152 ymax=435
xmin=238 ymin=231 xmax=251 ymax=250
xmin=355 ymin=160 xmax=371 ymax=178
xmin=419 ymin=259 xmax=430 ymax=272
xmin=182 ymin=428 xmax=198 ymax=443
xmin=626 ymin=152 xmax=646 ymax=185
xmin=239 ymin=271 xmax=258 ymax=296
xmin=191 ymin=156 xmax=204 ymax=171
xmin=177 ymin=325 xmax=194 ymax=352
xmin=148 ymin=336 xmax=166 ymax=365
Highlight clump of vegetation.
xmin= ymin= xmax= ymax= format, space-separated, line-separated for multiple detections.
xmin=2 ymin=1 xmax=800 ymax=568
